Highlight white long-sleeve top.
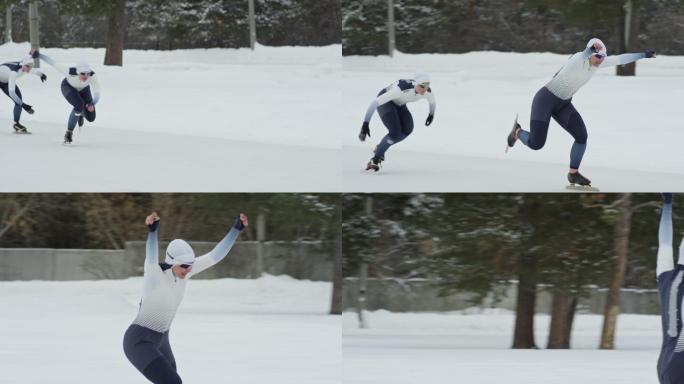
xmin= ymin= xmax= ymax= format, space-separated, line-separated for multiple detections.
xmin=38 ymin=53 xmax=101 ymax=104
xmin=0 ymin=62 xmax=44 ymax=105
xmin=132 ymin=223 xmax=243 ymax=333
xmin=545 ymin=47 xmax=647 ymax=100
xmin=364 ymin=79 xmax=436 ymax=123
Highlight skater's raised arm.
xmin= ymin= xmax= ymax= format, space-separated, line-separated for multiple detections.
xmin=145 ymin=212 xmax=161 ymax=267
xmin=188 ymin=213 xmax=248 ymax=278
xmin=601 ymin=51 xmax=655 ymax=68
xmin=658 ymin=194 xmax=675 ymax=278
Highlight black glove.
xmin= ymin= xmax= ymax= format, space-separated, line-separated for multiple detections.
xmin=31 ymin=49 xmax=39 ymax=59
xmin=359 ymin=122 xmax=371 ymax=141
xmin=40 ymin=73 xmax=47 ymax=83
xmin=22 ymin=104 xmax=34 ymax=114
xmin=645 ymin=50 xmax=656 ymax=58
xmin=233 ymin=215 xmax=246 ymax=231
xmin=148 ymin=218 xmax=160 ymax=232
xmin=425 ymin=114 xmax=434 ymax=126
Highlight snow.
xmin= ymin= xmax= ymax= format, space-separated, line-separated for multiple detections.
xmin=0 ymin=42 xmax=342 ymax=191
xmin=343 ymin=309 xmax=661 ymax=384
xmin=343 ymin=51 xmax=684 ymax=191
xmin=0 ymin=275 xmax=340 ymax=383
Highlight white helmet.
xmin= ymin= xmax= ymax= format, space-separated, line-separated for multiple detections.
xmin=586 ymin=38 xmax=607 ymax=57
xmin=165 ymin=239 xmax=195 ymax=265
xmin=413 ymin=72 xmax=430 ymax=87
xmin=20 ymin=56 xmax=34 ymax=67
xmin=76 ymin=62 xmax=91 ymax=74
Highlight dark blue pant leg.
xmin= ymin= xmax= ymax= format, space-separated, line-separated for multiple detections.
xmin=143 ymin=356 xmax=182 ymax=384
xmin=159 ymin=333 xmax=177 ymax=371
xmin=0 ymin=82 xmax=22 ymax=123
xmin=79 ymin=86 xmax=96 ymax=122
xmin=398 ymin=105 xmax=414 ymax=137
xmin=61 ymin=80 xmax=84 ymax=130
xmin=520 ymin=87 xmax=555 ymax=150
xmin=553 ymin=102 xmax=588 ymax=169
xmin=375 ymin=103 xmax=409 ymax=159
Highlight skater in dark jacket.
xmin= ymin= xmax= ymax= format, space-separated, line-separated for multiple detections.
xmin=359 ymin=72 xmax=436 ymax=171
xmin=656 ymin=193 xmax=684 ymax=384
xmin=123 ymin=211 xmax=247 ymax=384
xmin=506 ymin=38 xmax=655 ymax=187
xmin=31 ymin=49 xmax=100 ymax=144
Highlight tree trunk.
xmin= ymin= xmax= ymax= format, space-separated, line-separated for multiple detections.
xmin=547 ymin=292 xmax=577 ymax=349
xmin=599 ymin=193 xmax=632 ymax=349
xmin=104 ymin=0 xmax=126 ymax=66
xmin=617 ymin=0 xmax=640 ymax=76
xmin=330 ymin=199 xmax=343 ymax=315
xmin=512 ymin=253 xmax=538 ymax=349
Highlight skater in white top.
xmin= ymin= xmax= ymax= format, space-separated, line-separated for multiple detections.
xmin=31 ymin=49 xmax=101 ymax=144
xmin=123 ymin=211 xmax=248 ymax=384
xmin=506 ymin=38 xmax=656 ymax=188
xmin=359 ymin=72 xmax=436 ymax=171
xmin=0 ymin=55 xmax=47 ymax=133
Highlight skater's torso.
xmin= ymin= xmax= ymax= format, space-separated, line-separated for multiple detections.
xmin=63 ymin=68 xmax=98 ymax=91
xmin=377 ymin=79 xmax=435 ymax=107
xmin=133 ymin=263 xmax=187 ymax=333
xmin=0 ymin=62 xmax=40 ymax=84
xmin=545 ymin=51 xmax=599 ymax=100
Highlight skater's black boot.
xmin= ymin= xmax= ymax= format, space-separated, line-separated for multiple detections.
xmin=567 ymin=171 xmax=591 ymax=186
xmin=64 ymin=129 xmax=73 ymax=144
xmin=506 ymin=115 xmax=521 ymax=152
xmin=13 ymin=122 xmax=28 ymax=134
xmin=365 ymin=156 xmax=383 ymax=172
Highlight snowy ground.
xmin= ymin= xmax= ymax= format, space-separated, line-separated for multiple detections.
xmin=343 ymin=51 xmax=684 ymax=192
xmin=343 ymin=309 xmax=661 ymax=384
xmin=0 ymin=42 xmax=341 ymax=191
xmin=0 ymin=275 xmax=340 ymax=384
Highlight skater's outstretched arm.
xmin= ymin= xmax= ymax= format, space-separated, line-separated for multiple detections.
xmin=658 ymin=194 xmax=675 ymax=277
xmin=427 ymin=90 xmax=436 ymax=116
xmin=188 ymin=214 xmax=248 ymax=278
xmin=90 ymin=75 xmax=101 ymax=105
xmin=28 ymin=68 xmax=47 ymax=83
xmin=35 ymin=52 xmax=68 ymax=77
xmin=363 ymin=86 xmax=403 ymax=124
xmin=601 ymin=51 xmax=655 ymax=68
xmin=145 ymin=212 xmax=161 ymax=267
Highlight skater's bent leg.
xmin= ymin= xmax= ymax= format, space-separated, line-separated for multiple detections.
xmin=398 ymin=105 xmax=414 ymax=137
xmin=80 ymin=87 xmax=95 ymax=122
xmin=68 ymin=110 xmax=79 ymax=131
xmin=375 ymin=132 xmax=408 ymax=159
xmin=375 ymin=103 xmax=404 ymax=159
xmin=520 ymin=119 xmax=549 ymax=150
xmin=159 ymin=334 xmax=177 ymax=371
xmin=553 ymin=104 xmax=588 ymax=170
xmin=142 ymin=356 xmax=182 ymax=384
xmin=658 ymin=195 xmax=674 ymax=276
xmin=85 ymin=109 xmax=96 ymax=122
xmin=61 ymin=80 xmax=85 ymax=113
xmin=12 ymin=87 xmax=22 ymax=123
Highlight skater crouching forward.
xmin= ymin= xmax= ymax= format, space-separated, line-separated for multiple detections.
xmin=506 ymin=38 xmax=656 ymax=187
xmin=656 ymin=194 xmax=684 ymax=384
xmin=359 ymin=72 xmax=436 ymax=171
xmin=0 ymin=55 xmax=47 ymax=133
xmin=123 ymin=211 xmax=248 ymax=384
xmin=31 ymin=49 xmax=100 ymax=144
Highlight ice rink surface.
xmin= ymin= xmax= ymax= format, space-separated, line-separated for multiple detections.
xmin=1 ymin=275 xmax=340 ymax=384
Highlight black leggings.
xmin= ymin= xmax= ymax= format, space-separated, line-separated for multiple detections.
xmin=526 ymin=86 xmax=587 ymax=150
xmin=143 ymin=356 xmax=182 ymax=384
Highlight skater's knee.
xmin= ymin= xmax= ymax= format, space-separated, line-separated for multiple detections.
xmin=528 ymin=140 xmax=545 ymax=150
xmin=85 ymin=112 xmax=96 ymax=122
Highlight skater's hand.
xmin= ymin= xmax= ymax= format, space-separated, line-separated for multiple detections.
xmin=85 ymin=103 xmax=94 ymax=112
xmin=233 ymin=213 xmax=249 ymax=230
xmin=425 ymin=114 xmax=434 ymax=126
xmin=22 ymin=104 xmax=34 ymax=114
xmin=39 ymin=73 xmax=47 ymax=83
xmin=146 ymin=211 xmax=160 ymax=231
xmin=359 ymin=122 xmax=370 ymax=142
xmin=645 ymin=50 xmax=656 ymax=58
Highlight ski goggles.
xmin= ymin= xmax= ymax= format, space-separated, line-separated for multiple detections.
xmin=416 ymin=82 xmax=430 ymax=89
xmin=179 ymin=264 xmax=193 ymax=269
xmin=593 ymin=53 xmax=605 ymax=60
